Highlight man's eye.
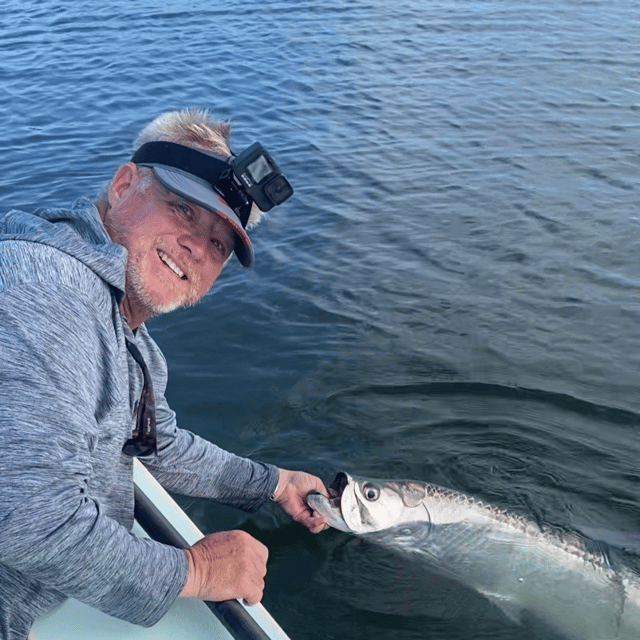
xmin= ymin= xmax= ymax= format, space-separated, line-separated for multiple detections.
xmin=174 ymin=203 xmax=193 ymax=218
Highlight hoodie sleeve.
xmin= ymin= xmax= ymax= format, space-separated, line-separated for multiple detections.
xmin=0 ymin=281 xmax=187 ymax=627
xmin=143 ymin=401 xmax=280 ymax=513
xmin=134 ymin=329 xmax=280 ymax=512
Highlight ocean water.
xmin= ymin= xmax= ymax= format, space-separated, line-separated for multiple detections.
xmin=2 ymin=0 xmax=640 ymax=638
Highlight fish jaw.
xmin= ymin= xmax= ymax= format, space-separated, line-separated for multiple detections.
xmin=306 ymin=472 xmax=363 ymax=533
xmin=306 ymin=492 xmax=352 ymax=532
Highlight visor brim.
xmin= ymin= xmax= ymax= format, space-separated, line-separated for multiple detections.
xmin=150 ymin=166 xmax=254 ymax=267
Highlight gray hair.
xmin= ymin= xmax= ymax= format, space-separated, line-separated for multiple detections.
xmin=97 ymin=108 xmax=263 ymax=228
xmin=133 ymin=108 xmax=232 ymax=157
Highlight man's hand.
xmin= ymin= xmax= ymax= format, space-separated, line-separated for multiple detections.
xmin=272 ymin=469 xmax=330 ymax=533
xmin=180 ymin=530 xmax=268 ymax=605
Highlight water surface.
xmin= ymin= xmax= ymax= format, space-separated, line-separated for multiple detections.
xmin=2 ymin=1 xmax=640 ymax=638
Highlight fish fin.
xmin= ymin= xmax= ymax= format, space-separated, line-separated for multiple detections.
xmin=478 ymin=591 xmax=523 ymax=625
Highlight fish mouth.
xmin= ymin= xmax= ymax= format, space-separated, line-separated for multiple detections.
xmin=306 ymin=472 xmax=353 ymax=533
xmin=329 ymin=471 xmax=349 ymax=499
xmin=324 ymin=471 xmax=350 ymax=513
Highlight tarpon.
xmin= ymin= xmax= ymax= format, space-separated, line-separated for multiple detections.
xmin=307 ymin=472 xmax=640 ymax=639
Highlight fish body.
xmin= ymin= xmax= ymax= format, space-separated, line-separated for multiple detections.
xmin=308 ymin=472 xmax=640 ymax=639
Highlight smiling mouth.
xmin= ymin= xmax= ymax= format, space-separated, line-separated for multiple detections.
xmin=157 ymin=249 xmax=188 ymax=280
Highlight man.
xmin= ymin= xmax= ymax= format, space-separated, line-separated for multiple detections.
xmin=0 ymin=109 xmax=328 ymax=638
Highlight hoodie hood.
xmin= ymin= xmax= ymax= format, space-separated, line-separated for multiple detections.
xmin=0 ymin=197 xmax=127 ymax=297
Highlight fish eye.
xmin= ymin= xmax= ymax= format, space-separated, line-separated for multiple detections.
xmin=362 ymin=483 xmax=380 ymax=501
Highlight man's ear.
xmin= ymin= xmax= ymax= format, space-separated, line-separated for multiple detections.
xmin=107 ymin=162 xmax=139 ymax=208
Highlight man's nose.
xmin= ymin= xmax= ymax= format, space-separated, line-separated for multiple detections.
xmin=178 ymin=232 xmax=208 ymax=259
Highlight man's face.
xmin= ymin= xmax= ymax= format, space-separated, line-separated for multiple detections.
xmin=105 ymin=166 xmax=236 ymax=321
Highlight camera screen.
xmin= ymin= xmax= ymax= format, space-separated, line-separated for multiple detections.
xmin=247 ymin=155 xmax=273 ymax=183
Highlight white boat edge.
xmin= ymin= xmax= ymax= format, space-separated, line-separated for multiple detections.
xmin=30 ymin=459 xmax=292 ymax=640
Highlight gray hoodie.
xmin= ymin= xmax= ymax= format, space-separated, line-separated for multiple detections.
xmin=0 ymin=199 xmax=279 ymax=639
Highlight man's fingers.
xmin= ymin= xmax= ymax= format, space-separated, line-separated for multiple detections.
xmin=242 ymin=576 xmax=266 ymax=606
xmin=181 ymin=530 xmax=269 ymax=604
xmin=294 ymin=510 xmax=329 ymax=533
xmin=274 ymin=469 xmax=331 ymax=534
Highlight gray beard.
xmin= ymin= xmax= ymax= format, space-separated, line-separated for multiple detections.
xmin=126 ymin=258 xmax=204 ymax=319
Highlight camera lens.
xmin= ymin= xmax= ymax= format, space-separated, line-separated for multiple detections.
xmin=265 ymin=175 xmax=293 ymax=205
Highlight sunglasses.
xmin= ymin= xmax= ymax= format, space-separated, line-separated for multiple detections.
xmin=123 ymin=340 xmax=157 ymax=457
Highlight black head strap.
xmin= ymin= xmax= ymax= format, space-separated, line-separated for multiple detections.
xmin=131 ymin=141 xmax=252 ymax=228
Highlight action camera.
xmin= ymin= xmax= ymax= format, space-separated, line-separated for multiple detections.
xmin=231 ymin=143 xmax=294 ymax=212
